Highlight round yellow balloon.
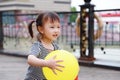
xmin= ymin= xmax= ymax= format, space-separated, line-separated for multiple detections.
xmin=42 ymin=50 xmax=79 ymax=80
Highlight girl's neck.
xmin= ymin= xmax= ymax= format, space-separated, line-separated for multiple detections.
xmin=41 ymin=38 xmax=52 ymax=44
xmin=40 ymin=38 xmax=54 ymax=50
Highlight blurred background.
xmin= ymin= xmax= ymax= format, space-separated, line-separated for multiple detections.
xmin=0 ymin=0 xmax=120 ymax=80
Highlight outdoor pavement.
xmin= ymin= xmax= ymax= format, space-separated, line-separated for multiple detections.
xmin=0 ymin=54 xmax=120 ymax=80
xmin=73 ymin=48 xmax=120 ymax=69
xmin=0 ymin=47 xmax=120 ymax=69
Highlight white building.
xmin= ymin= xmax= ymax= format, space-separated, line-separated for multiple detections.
xmin=0 ymin=0 xmax=71 ymax=24
xmin=0 ymin=0 xmax=71 ymax=12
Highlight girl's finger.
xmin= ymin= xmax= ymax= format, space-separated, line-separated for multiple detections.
xmin=56 ymin=60 xmax=64 ymax=63
xmin=56 ymin=64 xmax=64 ymax=68
xmin=52 ymin=69 xmax=57 ymax=75
xmin=55 ymin=67 xmax=63 ymax=72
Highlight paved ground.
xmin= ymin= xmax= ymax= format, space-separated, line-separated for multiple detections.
xmin=0 ymin=54 xmax=28 ymax=80
xmin=0 ymin=54 xmax=120 ymax=80
xmin=73 ymin=48 xmax=120 ymax=68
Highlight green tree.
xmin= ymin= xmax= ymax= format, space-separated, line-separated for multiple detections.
xmin=70 ymin=7 xmax=77 ymax=22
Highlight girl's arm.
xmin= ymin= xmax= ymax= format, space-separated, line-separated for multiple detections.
xmin=27 ymin=55 xmax=64 ymax=74
xmin=27 ymin=55 xmax=47 ymax=67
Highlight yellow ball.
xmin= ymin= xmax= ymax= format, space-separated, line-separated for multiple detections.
xmin=42 ymin=50 xmax=80 ymax=80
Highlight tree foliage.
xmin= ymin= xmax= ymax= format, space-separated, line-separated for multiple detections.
xmin=70 ymin=7 xmax=77 ymax=22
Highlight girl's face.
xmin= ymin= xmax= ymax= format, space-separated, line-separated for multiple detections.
xmin=39 ymin=20 xmax=61 ymax=42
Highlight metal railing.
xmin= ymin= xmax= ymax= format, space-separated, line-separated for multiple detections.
xmin=1 ymin=9 xmax=120 ymax=52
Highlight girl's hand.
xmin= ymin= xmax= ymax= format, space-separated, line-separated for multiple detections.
xmin=45 ymin=55 xmax=64 ymax=75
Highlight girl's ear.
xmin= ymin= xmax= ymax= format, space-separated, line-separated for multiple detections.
xmin=37 ymin=26 xmax=43 ymax=34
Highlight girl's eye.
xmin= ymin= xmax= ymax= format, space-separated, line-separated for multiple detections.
xmin=50 ymin=26 xmax=60 ymax=28
xmin=50 ymin=26 xmax=54 ymax=28
xmin=57 ymin=26 xmax=60 ymax=28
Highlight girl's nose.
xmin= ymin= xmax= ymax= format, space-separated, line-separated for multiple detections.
xmin=55 ymin=28 xmax=60 ymax=32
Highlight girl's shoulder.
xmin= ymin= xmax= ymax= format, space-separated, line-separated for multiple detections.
xmin=29 ymin=41 xmax=44 ymax=57
xmin=31 ymin=41 xmax=43 ymax=51
xmin=32 ymin=41 xmax=42 ymax=47
xmin=52 ymin=42 xmax=59 ymax=50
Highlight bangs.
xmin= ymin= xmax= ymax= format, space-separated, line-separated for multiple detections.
xmin=43 ymin=12 xmax=60 ymax=23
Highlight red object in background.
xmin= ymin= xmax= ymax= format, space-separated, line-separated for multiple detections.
xmin=100 ymin=13 xmax=120 ymax=17
xmin=75 ymin=75 xmax=78 ymax=80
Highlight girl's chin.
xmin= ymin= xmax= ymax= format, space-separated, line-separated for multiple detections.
xmin=52 ymin=38 xmax=58 ymax=41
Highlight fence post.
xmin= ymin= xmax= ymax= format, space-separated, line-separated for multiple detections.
xmin=87 ymin=1 xmax=95 ymax=60
xmin=79 ymin=0 xmax=95 ymax=61
xmin=0 ymin=11 xmax=3 ymax=49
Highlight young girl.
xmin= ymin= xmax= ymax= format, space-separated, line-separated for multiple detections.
xmin=24 ymin=11 xmax=64 ymax=80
